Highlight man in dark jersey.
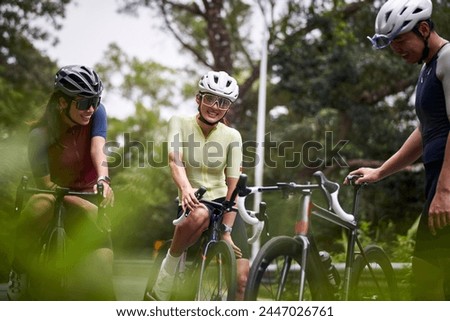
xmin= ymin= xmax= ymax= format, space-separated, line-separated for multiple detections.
xmin=348 ymin=0 xmax=450 ymax=300
xmin=7 ymin=65 xmax=115 ymax=300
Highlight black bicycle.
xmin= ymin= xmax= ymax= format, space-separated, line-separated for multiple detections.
xmin=143 ymin=174 xmax=263 ymax=301
xmin=14 ymin=176 xmax=106 ymax=300
xmin=241 ymin=171 xmax=398 ymax=301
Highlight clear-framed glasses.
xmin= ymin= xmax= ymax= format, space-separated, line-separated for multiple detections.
xmin=73 ymin=96 xmax=101 ymax=111
xmin=367 ymin=26 xmax=402 ymax=50
xmin=200 ymin=93 xmax=232 ymax=110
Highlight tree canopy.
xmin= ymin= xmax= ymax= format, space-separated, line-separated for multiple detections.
xmin=2 ymin=0 xmax=450 ymax=280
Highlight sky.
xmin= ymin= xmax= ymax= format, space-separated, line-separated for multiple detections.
xmin=37 ymin=0 xmax=189 ymax=119
xmin=36 ymin=0 xmax=272 ymax=120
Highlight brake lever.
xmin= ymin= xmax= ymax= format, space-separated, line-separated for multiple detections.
xmin=256 ymin=202 xmax=270 ymax=238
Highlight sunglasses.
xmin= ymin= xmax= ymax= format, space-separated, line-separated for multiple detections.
xmin=367 ymin=26 xmax=402 ymax=50
xmin=200 ymin=93 xmax=232 ymax=110
xmin=72 ymin=96 xmax=101 ymax=111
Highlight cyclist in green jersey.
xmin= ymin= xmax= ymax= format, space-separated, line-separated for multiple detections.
xmin=150 ymin=70 xmax=250 ymax=301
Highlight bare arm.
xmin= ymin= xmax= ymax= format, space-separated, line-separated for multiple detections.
xmin=34 ymin=175 xmax=57 ymax=190
xmin=168 ymin=150 xmax=198 ymax=212
xmin=428 ymin=134 xmax=450 ymax=235
xmin=348 ymin=127 xmax=423 ymax=184
xmin=91 ymin=136 xmax=114 ymax=207
xmin=220 ymin=175 xmax=243 ymax=258
xmin=429 ymin=45 xmax=450 ymax=234
xmin=221 ymin=176 xmax=239 ymax=228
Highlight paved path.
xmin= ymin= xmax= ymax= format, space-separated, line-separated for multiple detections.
xmin=0 ymin=259 xmax=152 ymax=301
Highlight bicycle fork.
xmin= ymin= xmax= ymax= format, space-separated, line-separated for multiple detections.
xmin=342 ymin=229 xmax=358 ymax=300
xmin=297 ymin=235 xmax=310 ymax=301
xmin=195 ymin=240 xmax=223 ymax=301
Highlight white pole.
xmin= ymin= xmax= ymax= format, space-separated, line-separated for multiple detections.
xmin=251 ymin=24 xmax=268 ymax=261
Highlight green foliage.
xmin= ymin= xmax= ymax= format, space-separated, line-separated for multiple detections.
xmin=3 ymin=0 xmax=450 ymax=271
xmin=0 ymin=0 xmax=71 ymax=136
xmin=93 ymin=46 xmax=183 ymax=256
xmin=0 ymin=0 xmax=72 ymax=280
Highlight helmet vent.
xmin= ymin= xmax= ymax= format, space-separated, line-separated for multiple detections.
xmin=399 ymin=7 xmax=408 ymax=15
xmin=60 ymin=78 xmax=79 ymax=92
xmin=385 ymin=11 xmax=392 ymax=22
xmin=402 ymin=20 xmax=412 ymax=29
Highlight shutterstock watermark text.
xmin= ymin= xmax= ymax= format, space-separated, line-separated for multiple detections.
xmin=104 ymin=131 xmax=348 ymax=169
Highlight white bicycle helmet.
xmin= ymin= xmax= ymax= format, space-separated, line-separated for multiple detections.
xmin=198 ymin=71 xmax=239 ymax=102
xmin=54 ymin=65 xmax=103 ymax=97
xmin=369 ymin=0 xmax=432 ymax=49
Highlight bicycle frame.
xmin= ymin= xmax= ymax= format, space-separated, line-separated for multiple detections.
xmin=170 ymin=190 xmax=240 ymax=301
xmin=239 ymin=171 xmax=395 ymax=301
xmin=195 ymin=204 xmax=229 ymax=300
xmin=305 ymin=186 xmax=362 ymax=300
xmin=166 ymin=174 xmax=255 ymax=301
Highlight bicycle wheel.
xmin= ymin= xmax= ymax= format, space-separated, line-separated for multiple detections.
xmin=194 ymin=240 xmax=237 ymax=301
xmin=350 ymin=244 xmax=398 ymax=300
xmin=31 ymin=226 xmax=67 ymax=300
xmin=245 ymin=236 xmax=331 ymax=301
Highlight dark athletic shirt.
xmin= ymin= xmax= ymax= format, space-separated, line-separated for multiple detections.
xmin=415 ymin=43 xmax=450 ymax=165
xmin=28 ymin=104 xmax=107 ymax=190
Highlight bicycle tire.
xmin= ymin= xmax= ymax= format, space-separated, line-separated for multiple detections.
xmin=194 ymin=240 xmax=237 ymax=301
xmin=30 ymin=226 xmax=67 ymax=300
xmin=245 ymin=236 xmax=331 ymax=301
xmin=350 ymin=244 xmax=398 ymax=300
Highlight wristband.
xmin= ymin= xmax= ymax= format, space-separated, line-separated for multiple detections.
xmin=220 ymin=223 xmax=233 ymax=234
xmin=97 ymin=175 xmax=111 ymax=185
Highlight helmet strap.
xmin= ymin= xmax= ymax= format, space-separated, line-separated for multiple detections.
xmin=418 ymin=38 xmax=430 ymax=64
xmin=413 ymin=23 xmax=431 ymax=64
xmin=63 ymin=104 xmax=84 ymax=126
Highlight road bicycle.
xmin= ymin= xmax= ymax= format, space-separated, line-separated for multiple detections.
xmin=143 ymin=174 xmax=264 ymax=301
xmin=13 ymin=176 xmax=106 ymax=300
xmin=240 ymin=171 xmax=398 ymax=301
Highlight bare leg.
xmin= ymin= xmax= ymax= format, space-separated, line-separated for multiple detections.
xmin=151 ymin=205 xmax=210 ymax=300
xmin=12 ymin=194 xmax=55 ymax=272
xmin=236 ymin=258 xmax=249 ymax=301
xmin=169 ymin=205 xmax=210 ymax=256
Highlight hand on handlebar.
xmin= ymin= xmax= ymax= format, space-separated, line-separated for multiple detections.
xmin=180 ymin=187 xmax=202 ymax=212
xmin=94 ymin=182 xmax=114 ymax=208
xmin=344 ymin=168 xmax=380 ymax=186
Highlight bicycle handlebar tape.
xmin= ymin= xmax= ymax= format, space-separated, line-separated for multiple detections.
xmin=313 ymin=171 xmax=355 ymax=222
xmin=195 ymin=186 xmax=207 ymax=199
xmin=97 ymin=183 xmax=104 ymax=200
xmin=236 ymin=174 xmax=252 ymax=197
xmin=184 ymin=186 xmax=207 ymax=215
xmin=222 ymin=200 xmax=235 ymax=212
